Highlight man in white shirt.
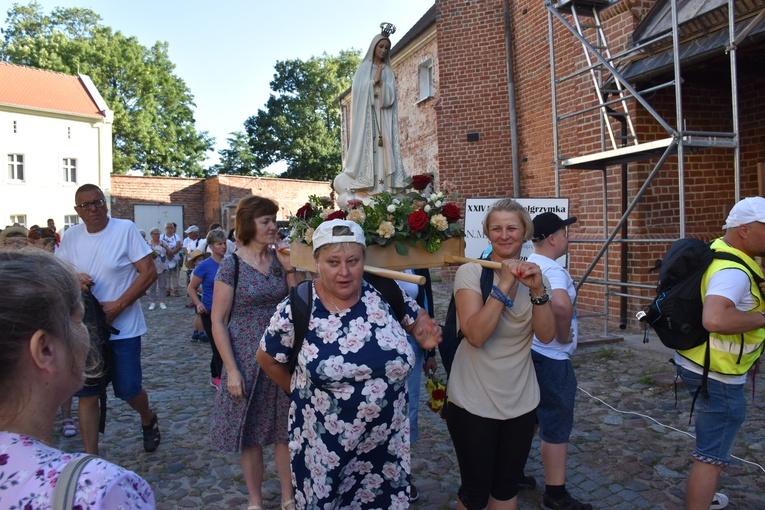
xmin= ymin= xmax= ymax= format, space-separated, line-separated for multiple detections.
xmin=57 ymin=184 xmax=161 ymax=455
xmin=526 ymin=212 xmax=591 ymax=510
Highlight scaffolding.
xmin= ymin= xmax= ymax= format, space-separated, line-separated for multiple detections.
xmin=545 ymin=0 xmax=751 ymax=332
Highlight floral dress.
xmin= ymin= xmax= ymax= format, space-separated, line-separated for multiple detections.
xmin=0 ymin=432 xmax=154 ymax=509
xmin=210 ymin=251 xmax=290 ymax=452
xmin=261 ymin=281 xmax=419 ymax=510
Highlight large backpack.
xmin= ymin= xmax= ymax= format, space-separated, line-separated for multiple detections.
xmin=638 ymin=238 xmax=762 ymax=351
xmin=638 ymin=238 xmax=764 ymax=419
xmin=287 ymin=272 xmax=406 ymax=374
xmin=439 ymin=258 xmax=494 ymax=378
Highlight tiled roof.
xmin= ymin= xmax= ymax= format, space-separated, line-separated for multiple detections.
xmin=0 ymin=62 xmax=104 ymax=118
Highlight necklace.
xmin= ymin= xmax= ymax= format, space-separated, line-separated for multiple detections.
xmin=318 ymin=282 xmax=360 ymax=313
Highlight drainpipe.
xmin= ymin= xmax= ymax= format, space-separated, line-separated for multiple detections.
xmin=504 ymin=0 xmax=521 ymax=197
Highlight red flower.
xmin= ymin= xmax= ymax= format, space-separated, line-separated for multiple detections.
xmin=411 ymin=174 xmax=433 ymax=191
xmin=296 ymin=203 xmax=313 ymax=219
xmin=326 ymin=210 xmax=346 ymax=221
xmin=408 ymin=210 xmax=429 ymax=232
xmin=431 ymin=388 xmax=446 ymax=400
xmin=442 ymin=203 xmax=461 ymax=223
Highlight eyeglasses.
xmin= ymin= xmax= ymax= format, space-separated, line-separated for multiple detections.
xmin=75 ymin=198 xmax=106 ymax=210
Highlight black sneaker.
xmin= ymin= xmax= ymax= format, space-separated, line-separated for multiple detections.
xmin=409 ymin=483 xmax=419 ymax=503
xmin=542 ymin=491 xmax=592 ymax=510
xmin=518 ymin=474 xmax=537 ymax=490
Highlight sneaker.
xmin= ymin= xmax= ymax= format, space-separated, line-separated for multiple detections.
xmin=159 ymin=302 xmax=167 ymax=310
xmin=542 ymin=491 xmax=592 ymax=510
xmin=519 ymin=474 xmax=537 ymax=490
xmin=210 ymin=377 xmax=221 ymax=389
xmin=191 ymin=331 xmax=200 ymax=341
xmin=710 ymin=493 xmax=729 ymax=510
xmin=409 ymin=483 xmax=419 ymax=503
xmin=148 ymin=302 xmax=156 ymax=311
xmin=141 ymin=411 xmax=161 ymax=452
xmin=199 ymin=332 xmax=209 ymax=342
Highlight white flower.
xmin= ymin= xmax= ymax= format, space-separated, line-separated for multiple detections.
xmin=346 ymin=208 xmax=366 ymax=224
xmin=435 ymin=200 xmax=443 ymax=208
xmin=423 ymin=204 xmax=432 ymax=213
xmin=387 ymin=204 xmax=397 ymax=213
xmin=319 ymin=208 xmax=331 ymax=220
xmin=431 ymin=214 xmax=448 ymax=231
xmin=377 ymin=221 xmax=395 ymax=239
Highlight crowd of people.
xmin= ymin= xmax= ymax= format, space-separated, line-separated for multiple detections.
xmin=1 ymin=189 xmax=763 ymax=510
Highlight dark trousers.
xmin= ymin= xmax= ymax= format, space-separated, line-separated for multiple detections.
xmin=199 ymin=312 xmax=223 ymax=379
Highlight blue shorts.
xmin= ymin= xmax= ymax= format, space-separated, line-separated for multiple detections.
xmin=677 ymin=365 xmax=746 ymax=467
xmin=532 ymin=350 xmax=577 ymax=444
xmin=75 ymin=336 xmax=143 ymax=401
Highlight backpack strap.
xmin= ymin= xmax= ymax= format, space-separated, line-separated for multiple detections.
xmin=51 ymin=455 xmax=96 ymax=510
xmin=287 ymin=281 xmax=312 ymax=374
xmin=229 ymin=253 xmax=240 ymax=320
xmin=362 ymin=272 xmax=406 ymax=324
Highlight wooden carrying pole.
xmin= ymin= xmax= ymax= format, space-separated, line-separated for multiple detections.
xmin=282 ymin=248 xmax=426 ymax=285
xmin=444 ymin=255 xmax=502 ymax=270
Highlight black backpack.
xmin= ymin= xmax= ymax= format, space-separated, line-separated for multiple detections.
xmin=638 ymin=238 xmax=762 ymax=351
xmin=287 ymin=272 xmax=406 ymax=374
xmin=439 ymin=258 xmax=494 ymax=378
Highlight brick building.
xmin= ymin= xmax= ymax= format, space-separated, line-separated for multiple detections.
xmin=356 ymin=0 xmax=765 ymax=331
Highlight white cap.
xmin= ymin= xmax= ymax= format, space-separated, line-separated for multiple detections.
xmin=184 ymin=225 xmax=199 ymax=234
xmin=312 ymin=219 xmax=366 ymax=253
xmin=723 ymin=197 xmax=765 ymax=229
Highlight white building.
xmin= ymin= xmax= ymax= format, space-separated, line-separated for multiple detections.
xmin=0 ymin=62 xmax=113 ymax=232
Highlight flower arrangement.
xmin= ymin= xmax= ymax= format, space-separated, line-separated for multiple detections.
xmin=289 ymin=175 xmax=463 ymax=254
xmin=425 ymin=374 xmax=447 ymax=417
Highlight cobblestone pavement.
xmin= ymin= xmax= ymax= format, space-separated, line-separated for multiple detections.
xmin=53 ymin=275 xmax=765 ymax=509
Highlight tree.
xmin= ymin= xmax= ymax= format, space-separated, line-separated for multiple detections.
xmin=208 ymin=131 xmax=263 ymax=176
xmin=244 ymin=50 xmax=361 ymax=181
xmin=0 ymin=2 xmax=214 ymax=176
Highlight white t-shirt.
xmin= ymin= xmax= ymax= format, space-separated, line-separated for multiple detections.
xmin=182 ymin=236 xmax=203 ymax=254
xmin=57 ymin=217 xmax=152 ymax=340
xmin=527 ymin=253 xmax=578 ymax=360
xmin=674 ymin=268 xmax=752 ymax=385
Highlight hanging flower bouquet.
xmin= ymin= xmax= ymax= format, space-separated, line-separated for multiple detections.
xmin=288 ymin=175 xmax=463 ymax=255
xmin=425 ymin=374 xmax=447 ymax=418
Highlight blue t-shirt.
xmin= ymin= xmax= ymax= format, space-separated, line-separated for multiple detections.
xmin=192 ymin=257 xmax=220 ymax=310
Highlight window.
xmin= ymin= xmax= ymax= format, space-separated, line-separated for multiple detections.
xmin=64 ymin=214 xmax=79 ymax=231
xmin=9 ymin=214 xmax=26 ymax=227
xmin=13 ymin=120 xmax=17 ymax=134
xmin=418 ymin=59 xmax=434 ymax=102
xmin=8 ymin=154 xmax=24 ymax=181
xmin=67 ymin=126 xmax=71 ymax=139
xmin=63 ymin=158 xmax=77 ymax=183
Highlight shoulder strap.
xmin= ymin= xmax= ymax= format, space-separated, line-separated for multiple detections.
xmin=51 ymin=455 xmax=96 ymax=510
xmin=363 ymin=271 xmax=406 ymax=323
xmin=288 ymin=281 xmax=312 ymax=374
xmin=229 ymin=253 xmax=240 ymax=318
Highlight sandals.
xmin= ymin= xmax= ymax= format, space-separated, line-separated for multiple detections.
xmin=173 ymin=290 xmax=181 ymax=297
xmin=62 ymin=418 xmax=77 ymax=437
xmin=281 ymin=500 xmax=295 ymax=510
xmin=142 ymin=411 xmax=161 ymax=452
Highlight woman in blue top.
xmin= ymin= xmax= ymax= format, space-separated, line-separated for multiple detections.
xmin=188 ymin=229 xmax=228 ymax=389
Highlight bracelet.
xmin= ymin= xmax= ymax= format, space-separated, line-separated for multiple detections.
xmin=284 ymin=268 xmax=297 ymax=274
xmin=529 ymin=286 xmax=550 ymax=306
xmin=490 ymin=285 xmax=514 ymax=308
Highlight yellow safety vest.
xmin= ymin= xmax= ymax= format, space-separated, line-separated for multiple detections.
xmin=677 ymin=238 xmax=765 ymax=375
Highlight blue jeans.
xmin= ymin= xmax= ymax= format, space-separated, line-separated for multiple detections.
xmin=75 ymin=336 xmax=144 ymax=401
xmin=406 ymin=335 xmax=424 ymax=444
xmin=532 ymin=350 xmax=577 ymax=444
xmin=677 ymin=365 xmax=746 ymax=467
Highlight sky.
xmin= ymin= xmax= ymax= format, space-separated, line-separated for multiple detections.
xmin=17 ymin=0 xmax=436 ymax=171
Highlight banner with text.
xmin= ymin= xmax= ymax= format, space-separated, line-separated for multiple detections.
xmin=464 ymin=197 xmax=571 ymax=266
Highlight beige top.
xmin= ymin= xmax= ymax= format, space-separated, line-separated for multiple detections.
xmin=447 ymin=262 xmax=541 ymax=420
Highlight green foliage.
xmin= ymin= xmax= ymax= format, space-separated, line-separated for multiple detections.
xmin=243 ymin=50 xmax=361 ymax=181
xmin=0 ymin=2 xmax=214 ymax=176
xmin=208 ymin=131 xmax=263 ymax=176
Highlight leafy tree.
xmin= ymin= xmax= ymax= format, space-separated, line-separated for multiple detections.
xmin=208 ymin=131 xmax=263 ymax=176
xmin=244 ymin=50 xmax=361 ymax=181
xmin=0 ymin=2 xmax=214 ymax=176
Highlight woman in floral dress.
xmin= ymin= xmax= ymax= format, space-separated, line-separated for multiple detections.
xmin=0 ymin=249 xmax=154 ymax=508
xmin=210 ymin=195 xmax=300 ymax=510
xmin=257 ymin=219 xmax=441 ymax=510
